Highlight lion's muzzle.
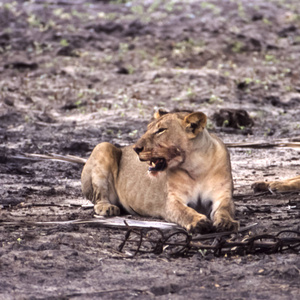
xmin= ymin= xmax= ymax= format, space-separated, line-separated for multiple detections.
xmin=133 ymin=142 xmax=168 ymax=173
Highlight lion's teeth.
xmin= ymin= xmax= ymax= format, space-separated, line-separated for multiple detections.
xmin=151 ymin=162 xmax=156 ymax=167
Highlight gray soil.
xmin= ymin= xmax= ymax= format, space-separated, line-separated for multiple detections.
xmin=0 ymin=0 xmax=300 ymax=299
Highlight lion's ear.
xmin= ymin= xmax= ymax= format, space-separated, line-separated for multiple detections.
xmin=153 ymin=109 xmax=168 ymax=119
xmin=183 ymin=112 xmax=207 ymax=138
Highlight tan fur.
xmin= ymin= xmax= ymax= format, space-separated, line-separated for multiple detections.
xmin=81 ymin=111 xmax=239 ymax=233
xmin=252 ymin=175 xmax=300 ymax=193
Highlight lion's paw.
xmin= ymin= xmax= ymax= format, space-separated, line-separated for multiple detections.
xmin=252 ymin=181 xmax=270 ymax=192
xmin=94 ymin=203 xmax=120 ymax=217
xmin=186 ymin=216 xmax=213 ymax=234
xmin=213 ymin=215 xmax=239 ymax=232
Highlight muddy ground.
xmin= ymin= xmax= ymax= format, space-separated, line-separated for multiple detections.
xmin=0 ymin=0 xmax=300 ymax=299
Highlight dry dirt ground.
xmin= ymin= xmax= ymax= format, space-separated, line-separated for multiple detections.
xmin=1 ymin=0 xmax=300 ymax=299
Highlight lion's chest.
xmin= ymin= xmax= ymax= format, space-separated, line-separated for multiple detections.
xmin=168 ymin=170 xmax=213 ymax=216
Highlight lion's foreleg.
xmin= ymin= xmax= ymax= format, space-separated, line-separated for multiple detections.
xmin=211 ymin=195 xmax=239 ymax=232
xmin=165 ymin=196 xmax=213 ymax=233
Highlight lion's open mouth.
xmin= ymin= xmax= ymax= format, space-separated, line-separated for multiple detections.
xmin=148 ymin=157 xmax=167 ymax=172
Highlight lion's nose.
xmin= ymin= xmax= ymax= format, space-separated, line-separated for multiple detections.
xmin=133 ymin=145 xmax=144 ymax=155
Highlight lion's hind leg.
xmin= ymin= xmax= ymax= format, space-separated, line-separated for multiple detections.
xmin=90 ymin=176 xmax=120 ymax=217
xmin=81 ymin=142 xmax=122 ymax=216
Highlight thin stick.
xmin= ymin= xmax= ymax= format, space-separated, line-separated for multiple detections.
xmin=24 ymin=153 xmax=86 ymax=164
xmin=226 ymin=141 xmax=300 ymax=149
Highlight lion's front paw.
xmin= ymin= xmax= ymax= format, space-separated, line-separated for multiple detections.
xmin=186 ymin=215 xmax=213 ymax=234
xmin=213 ymin=214 xmax=239 ymax=232
xmin=94 ymin=203 xmax=120 ymax=217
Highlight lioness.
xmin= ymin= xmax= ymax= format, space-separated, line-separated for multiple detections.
xmin=81 ymin=111 xmax=239 ymax=233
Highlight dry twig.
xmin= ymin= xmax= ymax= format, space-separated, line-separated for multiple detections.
xmin=226 ymin=139 xmax=300 ymax=149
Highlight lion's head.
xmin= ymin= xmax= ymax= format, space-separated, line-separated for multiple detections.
xmin=133 ymin=110 xmax=207 ymax=176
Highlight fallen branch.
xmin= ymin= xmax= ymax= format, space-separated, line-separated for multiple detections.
xmin=0 ymin=215 xmax=257 ymax=234
xmin=23 ymin=153 xmax=86 ymax=164
xmin=226 ymin=140 xmax=300 ymax=149
xmin=64 ymin=288 xmax=147 ymax=299
xmin=0 ymin=216 xmax=180 ymax=231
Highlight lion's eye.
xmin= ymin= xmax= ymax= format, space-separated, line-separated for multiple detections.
xmin=155 ymin=128 xmax=167 ymax=135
